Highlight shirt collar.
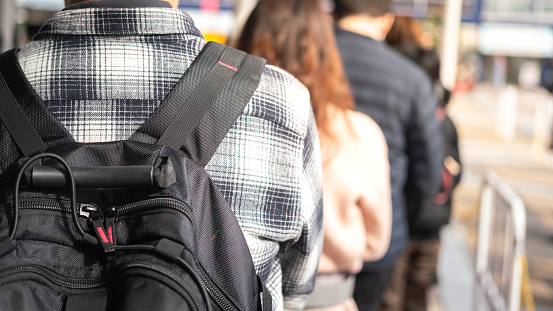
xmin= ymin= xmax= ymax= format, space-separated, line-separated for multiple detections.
xmin=36 ymin=1 xmax=201 ymax=37
xmin=63 ymin=0 xmax=172 ymax=10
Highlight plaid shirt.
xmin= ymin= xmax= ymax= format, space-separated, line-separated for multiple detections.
xmin=16 ymin=2 xmax=323 ymax=310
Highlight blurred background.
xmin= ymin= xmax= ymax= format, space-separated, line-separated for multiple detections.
xmin=1 ymin=0 xmax=553 ymax=310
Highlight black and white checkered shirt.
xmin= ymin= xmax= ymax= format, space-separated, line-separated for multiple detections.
xmin=17 ymin=2 xmax=323 ymax=310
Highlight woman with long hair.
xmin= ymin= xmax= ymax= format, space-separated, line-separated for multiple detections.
xmin=235 ymin=1 xmax=392 ymax=310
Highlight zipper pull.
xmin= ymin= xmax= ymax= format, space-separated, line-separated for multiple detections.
xmin=79 ymin=204 xmax=98 ymax=219
xmin=104 ymin=207 xmax=118 ymax=247
xmin=80 ymin=204 xmax=114 ymax=253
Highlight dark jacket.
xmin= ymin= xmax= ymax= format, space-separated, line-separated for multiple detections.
xmin=335 ymin=27 xmax=443 ymax=271
xmin=408 ymin=113 xmax=462 ymax=240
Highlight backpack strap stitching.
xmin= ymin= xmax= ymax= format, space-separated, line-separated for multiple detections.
xmin=0 ymin=60 xmax=46 ymax=156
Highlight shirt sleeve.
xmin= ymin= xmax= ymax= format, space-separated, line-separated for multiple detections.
xmin=279 ymin=107 xmax=324 ymax=311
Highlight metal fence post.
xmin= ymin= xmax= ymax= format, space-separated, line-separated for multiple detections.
xmin=473 ymin=170 xmax=527 ymax=311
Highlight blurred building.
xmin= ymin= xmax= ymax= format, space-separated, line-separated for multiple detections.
xmin=391 ymin=0 xmax=553 ymax=91
xmin=476 ymin=0 xmax=553 ymax=90
xmin=4 ymin=0 xmax=553 ymax=91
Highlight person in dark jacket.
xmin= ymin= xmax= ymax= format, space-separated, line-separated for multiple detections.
xmin=333 ymin=0 xmax=443 ymax=310
xmin=234 ymin=1 xmax=393 ymax=309
xmin=382 ymin=37 xmax=462 ymax=311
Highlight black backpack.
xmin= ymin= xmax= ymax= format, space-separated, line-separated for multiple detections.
xmin=0 ymin=42 xmax=272 ymax=311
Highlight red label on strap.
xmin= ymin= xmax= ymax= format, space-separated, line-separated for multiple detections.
xmin=218 ymin=61 xmax=238 ymax=72
xmin=96 ymin=227 xmax=110 ymax=244
xmin=108 ymin=227 xmax=113 ymax=244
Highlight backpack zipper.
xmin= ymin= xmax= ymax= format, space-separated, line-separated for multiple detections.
xmin=1 ymin=197 xmax=240 ymax=311
xmin=2 ymin=197 xmax=193 ymax=221
xmin=79 ymin=203 xmax=114 ymax=253
xmin=197 ymin=266 xmax=239 ymax=311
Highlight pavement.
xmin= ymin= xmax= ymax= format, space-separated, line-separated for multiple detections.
xmin=427 ymin=84 xmax=553 ymax=310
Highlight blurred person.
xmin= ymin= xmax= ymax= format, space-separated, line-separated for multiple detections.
xmin=454 ymin=60 xmax=478 ymax=93
xmin=7 ymin=0 xmax=324 ymax=310
xmin=333 ymin=0 xmax=443 ymax=310
xmin=385 ymin=16 xmax=433 ymax=50
xmin=380 ymin=45 xmax=462 ymax=311
xmin=234 ymin=0 xmax=392 ymax=310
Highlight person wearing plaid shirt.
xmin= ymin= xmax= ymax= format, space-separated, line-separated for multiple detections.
xmin=13 ymin=0 xmax=324 ymax=310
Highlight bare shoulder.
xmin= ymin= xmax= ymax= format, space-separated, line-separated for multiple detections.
xmin=344 ymin=110 xmax=387 ymax=150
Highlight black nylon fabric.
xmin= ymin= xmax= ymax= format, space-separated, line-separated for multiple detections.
xmin=11 ymin=142 xmax=189 ymax=205
xmin=185 ymin=160 xmax=259 ymax=310
xmin=0 ymin=261 xmax=207 ymax=311
xmin=0 ymin=44 xmax=269 ymax=311
xmin=65 ymin=292 xmax=108 ymax=311
xmin=0 ymin=140 xmax=260 ymax=311
xmin=0 ymin=281 xmax=66 ymax=310
xmin=0 ymin=71 xmax=45 ymax=156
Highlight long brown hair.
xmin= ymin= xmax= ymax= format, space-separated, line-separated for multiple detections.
xmin=234 ymin=0 xmax=355 ymax=146
xmin=385 ymin=16 xmax=428 ymax=48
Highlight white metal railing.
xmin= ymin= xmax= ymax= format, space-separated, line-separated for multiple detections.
xmin=474 ymin=170 xmax=527 ymax=311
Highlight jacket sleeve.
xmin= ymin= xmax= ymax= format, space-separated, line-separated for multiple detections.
xmin=405 ymin=77 xmax=443 ymax=198
xmin=279 ymin=108 xmax=324 ymax=311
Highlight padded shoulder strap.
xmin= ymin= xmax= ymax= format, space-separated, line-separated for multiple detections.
xmin=132 ymin=42 xmax=266 ymax=167
xmin=156 ymin=42 xmax=247 ymax=148
xmin=0 ymin=50 xmax=46 ymax=156
xmin=0 ymin=49 xmax=73 ymax=160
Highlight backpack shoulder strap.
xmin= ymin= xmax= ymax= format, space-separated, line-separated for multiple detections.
xmin=132 ymin=41 xmax=266 ymax=167
xmin=0 ymin=50 xmax=46 ymax=156
xmin=0 ymin=49 xmax=73 ymax=161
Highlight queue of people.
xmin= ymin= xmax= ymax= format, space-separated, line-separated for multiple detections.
xmin=0 ymin=0 xmax=460 ymax=310
xmin=233 ymin=0 xmax=455 ymax=310
xmin=233 ymin=0 xmax=392 ymax=309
